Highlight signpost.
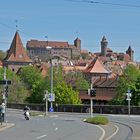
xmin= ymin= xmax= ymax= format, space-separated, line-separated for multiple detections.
xmin=126 ymin=89 xmax=131 ymax=116
xmin=48 ymin=93 xmax=55 ymax=102
xmin=48 ymin=93 xmax=55 ymax=112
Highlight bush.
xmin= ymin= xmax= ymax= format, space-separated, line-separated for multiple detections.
xmin=85 ymin=116 xmax=109 ymax=125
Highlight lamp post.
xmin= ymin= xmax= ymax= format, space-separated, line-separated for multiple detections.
xmin=3 ymin=67 xmax=7 ymax=123
xmin=46 ymin=46 xmax=54 ymax=112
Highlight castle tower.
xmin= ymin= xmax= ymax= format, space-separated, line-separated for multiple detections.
xmin=74 ymin=38 xmax=81 ymax=51
xmin=101 ymin=36 xmax=108 ymax=57
xmin=126 ymin=45 xmax=134 ymax=62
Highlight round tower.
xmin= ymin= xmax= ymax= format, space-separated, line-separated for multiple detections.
xmin=101 ymin=36 xmax=108 ymax=57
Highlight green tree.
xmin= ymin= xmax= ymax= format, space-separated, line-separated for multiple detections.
xmin=19 ymin=66 xmax=47 ymax=103
xmin=129 ymin=76 xmax=140 ymax=106
xmin=0 ymin=68 xmax=29 ymax=103
xmin=45 ymin=65 xmax=81 ymax=104
xmin=64 ymin=71 xmax=90 ymax=90
xmin=0 ymin=50 xmax=6 ymax=61
xmin=112 ymin=64 xmax=140 ymax=105
xmin=54 ymin=81 xmax=81 ymax=104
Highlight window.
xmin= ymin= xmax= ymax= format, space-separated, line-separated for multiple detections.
xmin=19 ymin=54 xmax=23 ymax=58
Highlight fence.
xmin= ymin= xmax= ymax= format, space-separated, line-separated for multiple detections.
xmin=7 ymin=103 xmax=140 ymax=115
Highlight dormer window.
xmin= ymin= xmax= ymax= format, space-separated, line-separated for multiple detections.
xmin=19 ymin=54 xmax=23 ymax=58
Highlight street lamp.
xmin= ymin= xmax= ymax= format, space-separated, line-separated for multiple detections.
xmin=46 ymin=46 xmax=54 ymax=112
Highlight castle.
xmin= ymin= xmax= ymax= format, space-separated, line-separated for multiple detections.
xmin=26 ymin=38 xmax=81 ymax=61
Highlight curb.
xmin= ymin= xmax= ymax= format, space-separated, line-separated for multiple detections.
xmin=0 ymin=123 xmax=15 ymax=131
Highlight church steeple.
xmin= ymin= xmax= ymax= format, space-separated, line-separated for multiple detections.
xmin=101 ymin=36 xmax=108 ymax=57
xmin=126 ymin=45 xmax=134 ymax=62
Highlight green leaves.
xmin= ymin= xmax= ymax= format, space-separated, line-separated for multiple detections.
xmin=54 ymin=81 xmax=81 ymax=104
xmin=0 ymin=67 xmax=29 ymax=103
xmin=19 ymin=66 xmax=47 ymax=103
xmin=113 ymin=64 xmax=140 ymax=105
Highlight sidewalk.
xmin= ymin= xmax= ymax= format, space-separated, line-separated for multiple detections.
xmin=0 ymin=123 xmax=15 ymax=131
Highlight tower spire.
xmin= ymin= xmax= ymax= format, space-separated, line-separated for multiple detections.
xmin=15 ymin=19 xmax=19 ymax=31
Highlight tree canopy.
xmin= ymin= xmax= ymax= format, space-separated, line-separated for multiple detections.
xmin=112 ymin=64 xmax=140 ymax=105
xmin=19 ymin=66 xmax=47 ymax=103
xmin=0 ymin=68 xmax=29 ymax=103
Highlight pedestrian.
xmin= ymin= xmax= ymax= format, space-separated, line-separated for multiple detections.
xmin=0 ymin=103 xmax=5 ymax=122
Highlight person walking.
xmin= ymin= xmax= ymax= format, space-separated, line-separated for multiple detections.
xmin=0 ymin=103 xmax=5 ymax=123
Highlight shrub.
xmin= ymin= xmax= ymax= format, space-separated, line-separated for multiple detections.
xmin=85 ymin=116 xmax=109 ymax=125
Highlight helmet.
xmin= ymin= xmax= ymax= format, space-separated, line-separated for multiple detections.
xmin=2 ymin=103 xmax=5 ymax=106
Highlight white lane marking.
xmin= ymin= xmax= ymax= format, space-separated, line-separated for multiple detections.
xmin=37 ymin=134 xmax=47 ymax=139
xmin=105 ymin=125 xmax=119 ymax=140
xmin=110 ymin=115 xmax=140 ymax=118
xmin=96 ymin=125 xmax=105 ymax=140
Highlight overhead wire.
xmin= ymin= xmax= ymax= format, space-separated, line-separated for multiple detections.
xmin=0 ymin=21 xmax=36 ymax=39
xmin=65 ymin=0 xmax=140 ymax=8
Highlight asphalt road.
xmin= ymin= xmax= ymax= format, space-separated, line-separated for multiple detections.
xmin=0 ymin=109 xmax=140 ymax=140
xmin=0 ymin=110 xmax=103 ymax=140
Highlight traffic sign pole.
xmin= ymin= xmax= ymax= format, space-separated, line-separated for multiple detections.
xmin=4 ymin=67 xmax=7 ymax=124
xmin=126 ymin=89 xmax=131 ymax=116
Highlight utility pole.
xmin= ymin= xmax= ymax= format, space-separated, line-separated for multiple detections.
xmin=44 ymin=90 xmax=48 ymax=116
xmin=90 ymin=82 xmax=93 ymax=118
xmin=3 ymin=67 xmax=7 ymax=124
xmin=50 ymin=56 xmax=54 ymax=112
xmin=46 ymin=46 xmax=55 ymax=112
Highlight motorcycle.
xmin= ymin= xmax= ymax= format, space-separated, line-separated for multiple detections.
xmin=24 ymin=110 xmax=30 ymax=120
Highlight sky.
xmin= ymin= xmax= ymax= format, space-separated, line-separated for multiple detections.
xmin=0 ymin=0 xmax=140 ymax=61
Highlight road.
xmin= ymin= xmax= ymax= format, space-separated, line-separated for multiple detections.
xmin=0 ymin=109 xmax=140 ymax=140
xmin=0 ymin=110 xmax=103 ymax=140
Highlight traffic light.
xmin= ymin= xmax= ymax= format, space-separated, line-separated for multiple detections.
xmin=4 ymin=85 xmax=8 ymax=97
xmin=90 ymin=89 xmax=96 ymax=97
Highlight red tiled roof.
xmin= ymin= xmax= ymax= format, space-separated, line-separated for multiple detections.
xmin=81 ymin=50 xmax=89 ymax=54
xmin=4 ymin=31 xmax=32 ymax=63
xmin=84 ymin=57 xmax=110 ymax=74
xmin=27 ymin=40 xmax=69 ymax=48
xmin=93 ymin=77 xmax=118 ymax=88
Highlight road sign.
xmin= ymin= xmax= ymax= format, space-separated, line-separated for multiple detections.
xmin=49 ymin=107 xmax=54 ymax=112
xmin=48 ymin=93 xmax=55 ymax=102
xmin=0 ymin=80 xmax=11 ymax=85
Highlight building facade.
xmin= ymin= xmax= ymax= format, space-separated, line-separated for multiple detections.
xmin=26 ymin=38 xmax=81 ymax=61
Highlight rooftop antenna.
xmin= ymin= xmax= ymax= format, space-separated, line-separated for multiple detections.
xmin=15 ymin=19 xmax=19 ymax=31
xmin=76 ymin=31 xmax=79 ymax=38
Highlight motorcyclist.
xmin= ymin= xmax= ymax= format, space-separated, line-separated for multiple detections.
xmin=24 ymin=106 xmax=30 ymax=120
xmin=24 ymin=106 xmax=30 ymax=112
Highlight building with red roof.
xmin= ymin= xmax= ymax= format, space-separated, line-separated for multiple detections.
xmin=26 ymin=37 xmax=81 ymax=61
xmin=80 ymin=57 xmax=118 ymax=104
xmin=3 ymin=31 xmax=32 ymax=72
